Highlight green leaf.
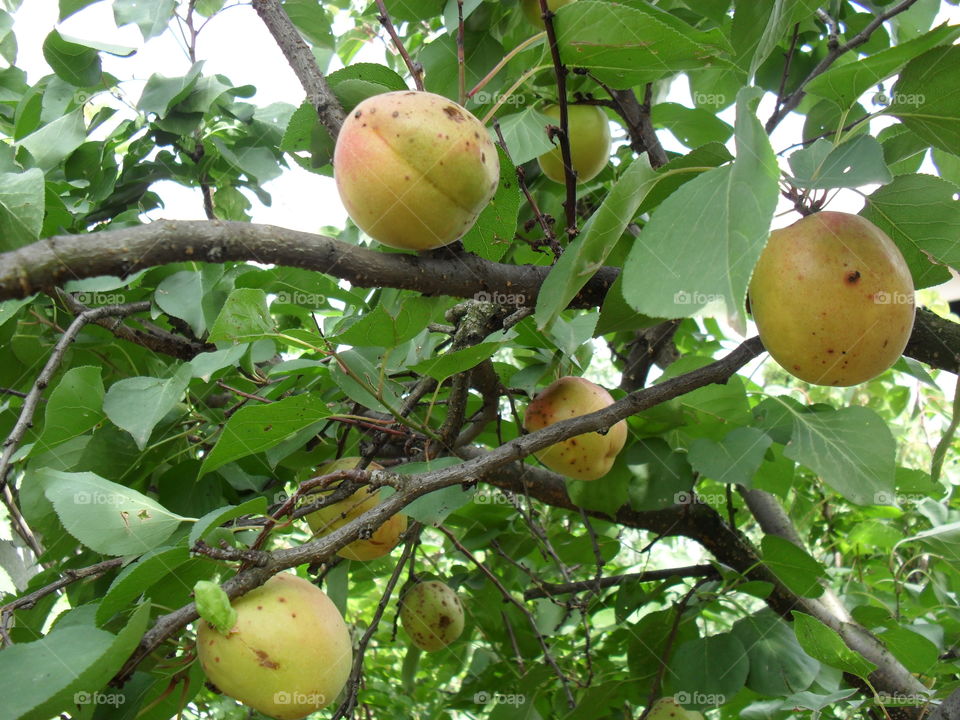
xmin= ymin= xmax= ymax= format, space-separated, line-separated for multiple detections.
xmin=792 ymin=611 xmax=877 ymax=680
xmin=19 ymin=110 xmax=87 ymax=171
xmin=138 ymin=63 xmax=204 ymax=116
xmin=330 ymin=348 xmax=404 ymax=413
xmin=0 ymin=603 xmax=149 ymax=720
xmin=327 ymin=62 xmax=408 ymax=94
xmin=194 ymin=580 xmax=237 ymax=634
xmin=103 ymin=366 xmax=191 ymax=450
xmin=805 ymin=23 xmax=960 ymax=110
xmin=788 ymin=136 xmax=892 ymax=189
xmin=335 ymin=295 xmax=434 ymax=348
xmin=732 ymin=610 xmax=819 ymax=697
xmin=96 ymin=545 xmax=190 ymax=625
xmin=688 ymin=426 xmax=772 ymax=486
xmin=652 ymin=102 xmax=734 ymax=148
xmin=536 ymin=156 xmax=659 ymax=330
xmin=626 ymin=438 xmax=695 ymax=512
xmin=189 ymin=497 xmax=269 ymax=547
xmin=622 ymin=87 xmax=779 ymax=324
xmin=555 ymin=1 xmax=733 ymax=88
xmin=461 ymin=147 xmax=520 ymax=262
xmin=665 ymin=633 xmax=750 ymax=708
xmin=37 ymin=469 xmax=187 ymax=555
xmin=0 ymin=168 xmax=44 ymax=251
xmin=31 ymin=366 xmax=104 ymax=456
xmin=783 ymin=405 xmax=895 ymax=506
xmin=890 ymin=45 xmax=960 ymax=155
xmin=42 ymin=29 xmax=101 ymax=86
xmin=208 ymin=288 xmax=275 ymax=343
xmin=59 ymin=0 xmax=99 ymax=20
xmin=113 ymin=0 xmax=177 ymax=40
xmin=744 ymin=0 xmax=821 ymax=79
xmin=408 ymin=341 xmax=505 ymax=383
xmin=761 ymin=534 xmax=826 ymax=598
xmin=199 ymin=394 xmax=330 ymax=476
xmin=877 ymin=626 xmax=940 ymax=675
xmin=493 ymin=106 xmax=556 ymax=166
xmin=860 ymin=173 xmax=960 ymax=289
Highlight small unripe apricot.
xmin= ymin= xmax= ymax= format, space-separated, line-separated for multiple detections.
xmin=749 ymin=211 xmax=915 ymax=386
xmin=333 ymin=91 xmax=499 ymax=250
xmin=400 ymin=580 xmax=465 ymax=652
xmin=305 ymin=457 xmax=407 ymax=561
xmin=523 ymin=376 xmax=627 ymax=481
xmin=537 ymin=104 xmax=611 ymax=184
xmin=647 ymin=698 xmax=705 ymax=719
xmin=196 ymin=574 xmax=351 ymax=720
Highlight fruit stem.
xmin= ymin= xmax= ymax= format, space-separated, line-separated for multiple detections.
xmin=467 ymin=32 xmax=546 ymax=99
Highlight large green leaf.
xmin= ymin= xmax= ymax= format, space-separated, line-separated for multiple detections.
xmin=555 ymin=1 xmax=733 ymax=88
xmin=19 ymin=110 xmax=87 ymax=171
xmin=687 ymin=426 xmax=772 ymax=486
xmin=103 ymin=366 xmax=192 ymax=450
xmin=113 ymin=0 xmax=176 ymax=40
xmin=30 ymin=366 xmax=104 ymax=456
xmin=199 ymin=394 xmax=330 ymax=476
xmin=761 ymin=534 xmax=826 ymax=598
xmin=42 ymin=29 xmax=101 ymax=86
xmin=0 ymin=604 xmax=149 ymax=720
xmin=621 ymin=87 xmax=779 ymax=324
xmin=37 ymin=469 xmax=187 ymax=555
xmin=890 ymin=45 xmax=960 ymax=155
xmin=0 ymin=168 xmax=44 ymax=251
xmin=860 ymin=173 xmax=960 ymax=289
xmin=787 ymin=136 xmax=892 ymax=189
xmin=783 ymin=405 xmax=895 ymax=506
xmin=792 ymin=612 xmax=876 ymax=681
xmin=535 ymin=155 xmax=659 ymax=331
xmin=732 ymin=610 xmax=819 ymax=697
xmin=665 ymin=633 xmax=750 ymax=708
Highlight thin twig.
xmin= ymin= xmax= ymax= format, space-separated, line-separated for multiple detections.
xmin=523 ymin=565 xmax=718 ymax=600
xmin=374 ymin=0 xmax=424 ymax=91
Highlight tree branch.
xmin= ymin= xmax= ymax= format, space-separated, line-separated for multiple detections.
xmin=522 ymin=565 xmax=718 ymax=600
xmin=251 ymin=0 xmax=345 ymax=137
xmin=765 ymin=0 xmax=921 ymax=132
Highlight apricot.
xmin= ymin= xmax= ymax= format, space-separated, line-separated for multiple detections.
xmin=399 ymin=580 xmax=465 ymax=652
xmin=333 ymin=91 xmax=499 ymax=250
xmin=522 ymin=376 xmax=627 ymax=481
xmin=538 ymin=104 xmax=611 ymax=184
xmin=749 ymin=211 xmax=914 ymax=386
xmin=647 ymin=698 xmax=705 ymax=719
xmin=305 ymin=457 xmax=407 ymax=561
xmin=521 ymin=0 xmax=578 ymax=27
xmin=196 ymin=573 xmax=351 ymax=720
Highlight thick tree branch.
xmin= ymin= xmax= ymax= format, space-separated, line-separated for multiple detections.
xmin=251 ymin=0 xmax=345 ymax=136
xmin=2 ymin=222 xmax=957 ymax=377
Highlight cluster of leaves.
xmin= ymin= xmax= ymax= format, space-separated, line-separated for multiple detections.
xmin=0 ymin=1 xmax=960 ymax=720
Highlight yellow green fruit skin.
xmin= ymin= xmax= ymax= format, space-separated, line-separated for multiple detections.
xmin=749 ymin=211 xmax=915 ymax=386
xmin=522 ymin=376 xmax=627 ymax=481
xmin=538 ymin=104 xmax=611 ymax=184
xmin=521 ymin=0 xmax=577 ymax=27
xmin=305 ymin=457 xmax=407 ymax=561
xmin=333 ymin=91 xmax=499 ymax=251
xmin=400 ymin=580 xmax=465 ymax=652
xmin=196 ymin=573 xmax=352 ymax=720
xmin=647 ymin=698 xmax=705 ymax=719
